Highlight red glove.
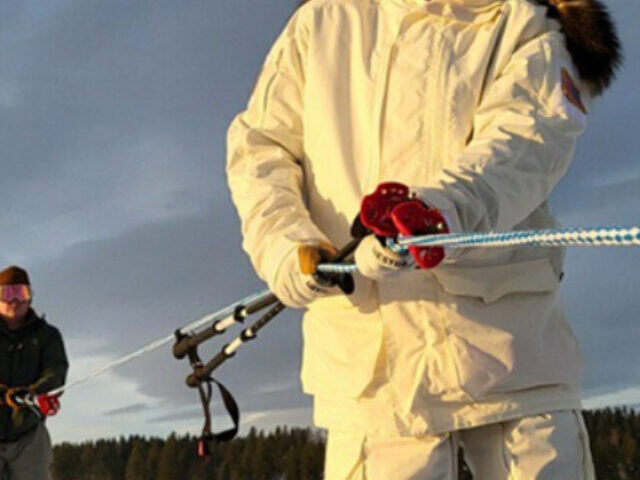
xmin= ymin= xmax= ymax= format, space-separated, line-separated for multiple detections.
xmin=36 ymin=393 xmax=61 ymax=417
xmin=359 ymin=182 xmax=449 ymax=269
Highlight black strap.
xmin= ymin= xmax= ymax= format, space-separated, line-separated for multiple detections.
xmin=174 ymin=330 xmax=240 ymax=457
xmin=201 ymin=377 xmax=240 ymax=443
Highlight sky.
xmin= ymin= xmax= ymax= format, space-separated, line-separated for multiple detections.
xmin=0 ymin=0 xmax=639 ymax=444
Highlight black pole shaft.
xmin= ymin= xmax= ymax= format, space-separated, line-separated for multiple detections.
xmin=186 ymin=302 xmax=286 ymax=388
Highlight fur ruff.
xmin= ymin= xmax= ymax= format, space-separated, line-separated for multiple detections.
xmin=535 ymin=0 xmax=622 ymax=96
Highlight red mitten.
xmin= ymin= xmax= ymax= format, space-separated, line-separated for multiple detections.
xmin=391 ymin=200 xmax=449 ymax=269
xmin=360 ymin=182 xmax=410 ymax=237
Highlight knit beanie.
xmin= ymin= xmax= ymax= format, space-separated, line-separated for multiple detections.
xmin=0 ymin=266 xmax=31 ymax=286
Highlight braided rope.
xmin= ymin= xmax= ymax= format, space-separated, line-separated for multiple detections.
xmin=397 ymin=226 xmax=640 ymax=250
xmin=316 ymin=226 xmax=640 ymax=274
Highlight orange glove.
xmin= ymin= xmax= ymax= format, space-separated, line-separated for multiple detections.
xmin=269 ymin=242 xmax=340 ymax=308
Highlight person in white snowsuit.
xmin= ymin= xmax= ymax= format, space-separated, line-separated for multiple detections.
xmin=226 ymin=0 xmax=622 ymax=478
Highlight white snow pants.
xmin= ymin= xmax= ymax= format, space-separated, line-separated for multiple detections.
xmin=325 ymin=410 xmax=595 ymax=480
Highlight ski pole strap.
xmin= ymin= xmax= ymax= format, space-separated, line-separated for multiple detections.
xmin=196 ymin=376 xmax=240 ymax=457
xmin=174 ymin=331 xmax=241 ymax=455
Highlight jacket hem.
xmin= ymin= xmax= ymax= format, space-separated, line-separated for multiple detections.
xmin=312 ymin=388 xmax=583 ymax=436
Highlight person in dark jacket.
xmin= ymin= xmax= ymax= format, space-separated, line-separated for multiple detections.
xmin=0 ymin=266 xmax=68 ymax=480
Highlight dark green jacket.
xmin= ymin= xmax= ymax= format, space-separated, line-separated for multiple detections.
xmin=0 ymin=309 xmax=68 ymax=441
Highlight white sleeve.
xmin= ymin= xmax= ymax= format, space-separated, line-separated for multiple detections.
xmin=226 ymin=8 xmax=329 ymax=286
xmin=415 ymin=33 xmax=589 ymax=260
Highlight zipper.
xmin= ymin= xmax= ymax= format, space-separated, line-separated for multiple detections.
xmin=366 ymin=40 xmax=397 ymax=194
xmin=425 ymin=23 xmax=448 ymax=180
xmin=366 ymin=6 xmax=419 ymax=193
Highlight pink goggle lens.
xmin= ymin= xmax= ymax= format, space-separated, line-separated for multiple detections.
xmin=0 ymin=284 xmax=32 ymax=303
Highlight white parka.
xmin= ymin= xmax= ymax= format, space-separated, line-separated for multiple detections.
xmin=227 ymin=0 xmax=611 ymax=435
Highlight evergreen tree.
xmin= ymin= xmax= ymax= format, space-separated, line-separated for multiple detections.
xmin=125 ymin=440 xmax=147 ymax=480
xmin=284 ymin=445 xmax=299 ymax=480
xmin=250 ymin=432 xmax=269 ymax=480
xmin=52 ymin=443 xmax=82 ymax=480
xmin=79 ymin=443 xmax=97 ymax=480
xmin=145 ymin=440 xmax=162 ymax=480
xmin=156 ymin=434 xmax=180 ymax=480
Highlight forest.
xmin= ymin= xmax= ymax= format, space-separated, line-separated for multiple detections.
xmin=51 ymin=407 xmax=640 ymax=480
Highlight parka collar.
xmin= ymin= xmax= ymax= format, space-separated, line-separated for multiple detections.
xmin=376 ymin=0 xmax=622 ymax=95
xmin=0 ymin=308 xmax=43 ymax=338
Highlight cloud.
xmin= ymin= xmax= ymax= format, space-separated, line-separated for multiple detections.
xmin=584 ymin=386 xmax=640 ymax=411
xmin=0 ymin=0 xmax=296 ymax=261
xmin=104 ymin=403 xmax=149 ymax=416
xmin=149 ymin=406 xmax=203 ymax=424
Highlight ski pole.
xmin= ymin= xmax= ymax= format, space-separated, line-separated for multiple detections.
xmin=173 ymin=293 xmax=280 ymax=360
xmin=185 ymin=301 xmax=287 ymax=387
xmin=181 ymin=236 xmax=363 ymax=388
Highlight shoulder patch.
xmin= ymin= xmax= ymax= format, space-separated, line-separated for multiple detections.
xmin=561 ymin=67 xmax=587 ymax=114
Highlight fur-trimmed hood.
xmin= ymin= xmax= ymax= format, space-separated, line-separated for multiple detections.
xmin=536 ymin=0 xmax=622 ymax=96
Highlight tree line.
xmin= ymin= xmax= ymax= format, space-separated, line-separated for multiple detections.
xmin=51 ymin=407 xmax=640 ymax=480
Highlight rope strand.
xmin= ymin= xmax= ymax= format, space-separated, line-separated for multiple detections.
xmin=317 ymin=226 xmax=640 ymax=274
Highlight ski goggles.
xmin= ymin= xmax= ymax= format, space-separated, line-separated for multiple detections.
xmin=0 ymin=284 xmax=32 ymax=303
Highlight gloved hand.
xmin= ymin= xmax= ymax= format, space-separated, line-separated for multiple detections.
xmin=355 ymin=183 xmax=416 ymax=281
xmin=4 ymin=387 xmax=32 ymax=411
xmin=36 ymin=393 xmax=61 ymax=417
xmin=354 ymin=234 xmax=414 ymax=281
xmin=355 ymin=182 xmax=451 ymax=280
xmin=270 ymin=241 xmax=341 ymax=308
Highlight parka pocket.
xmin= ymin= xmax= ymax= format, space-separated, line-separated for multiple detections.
xmin=431 ymin=258 xmax=580 ymax=400
xmin=301 ymin=308 xmax=383 ymax=399
xmin=431 ymin=257 xmax=560 ymax=304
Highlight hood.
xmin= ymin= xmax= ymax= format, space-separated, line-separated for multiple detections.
xmin=536 ymin=0 xmax=622 ymax=96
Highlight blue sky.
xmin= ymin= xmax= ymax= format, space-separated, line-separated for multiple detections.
xmin=1 ymin=0 xmax=638 ymax=443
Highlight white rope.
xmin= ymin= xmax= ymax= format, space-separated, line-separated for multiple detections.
xmin=395 ymin=226 xmax=640 ymax=250
xmin=317 ymin=226 xmax=640 ymax=274
xmin=49 ymin=289 xmax=272 ymax=396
